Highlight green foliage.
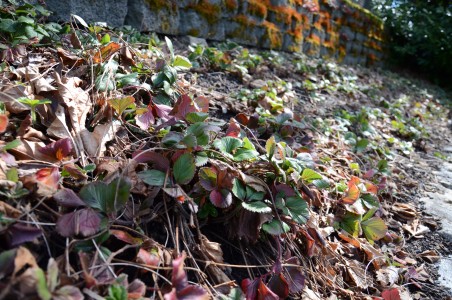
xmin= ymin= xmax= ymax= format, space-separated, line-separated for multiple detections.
xmin=262 ymin=219 xmax=290 ymax=235
xmin=0 ymin=3 xmax=62 ymax=47
xmin=17 ymin=98 xmax=51 ymax=122
xmin=79 ymin=177 xmax=131 ymax=214
xmin=373 ymin=0 xmax=452 ymax=86
xmin=106 ymin=285 xmax=127 ymax=300
xmin=173 ymin=153 xmax=196 ymax=185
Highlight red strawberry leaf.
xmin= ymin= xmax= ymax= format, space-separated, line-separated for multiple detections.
xmin=165 ymin=253 xmax=209 ymax=300
xmin=381 ymin=288 xmax=401 ymax=300
xmin=342 ymin=182 xmax=360 ymax=204
xmin=0 ymin=114 xmax=8 ymax=133
xmin=226 ymin=118 xmax=241 ymax=137
xmin=136 ymin=248 xmax=159 ymax=267
xmin=7 ymin=223 xmax=42 ymax=248
xmin=267 ymin=273 xmax=289 ymax=299
xmin=257 ymin=279 xmax=279 ymax=300
xmin=35 ymin=167 xmax=60 ymax=190
xmin=171 ymin=254 xmax=188 ymax=291
xmin=56 ymin=208 xmax=101 ymax=238
xmin=284 ymin=257 xmax=305 ymax=293
xmin=38 ymin=138 xmax=73 ymax=161
xmin=210 ymin=188 xmax=232 ymax=208
xmin=199 ymin=167 xmax=217 ymax=191
xmin=53 ymin=188 xmax=86 ymax=207
xmin=135 ymin=105 xmax=155 ymax=130
xmin=132 ymin=150 xmax=169 ymax=171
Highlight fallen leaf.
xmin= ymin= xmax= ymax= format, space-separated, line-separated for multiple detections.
xmin=200 ymin=235 xmax=224 ymax=264
xmin=15 ymin=66 xmax=57 ymax=94
xmin=0 ymin=201 xmax=21 ymax=218
xmin=392 ymin=203 xmax=418 ymax=220
xmin=119 ymin=46 xmax=136 ymax=67
xmin=376 ymin=266 xmax=400 ymax=286
xmin=57 ymin=47 xmax=85 ymax=67
xmin=13 ymin=246 xmax=37 ymax=278
xmin=47 ymin=105 xmax=73 ymax=139
xmin=80 ymin=120 xmax=121 ymax=158
xmin=92 ymin=42 xmax=121 ymax=64
xmin=344 ymin=258 xmax=369 ymax=288
xmin=54 ymin=73 xmax=91 ymax=159
xmin=418 ymin=250 xmax=440 ymax=263
xmin=0 ymin=83 xmax=32 ymax=114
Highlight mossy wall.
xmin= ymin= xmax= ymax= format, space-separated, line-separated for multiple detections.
xmin=165 ymin=0 xmax=385 ymax=65
xmin=43 ymin=0 xmax=385 ymax=65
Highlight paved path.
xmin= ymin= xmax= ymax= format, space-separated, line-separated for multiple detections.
xmin=421 ymin=145 xmax=452 ymax=291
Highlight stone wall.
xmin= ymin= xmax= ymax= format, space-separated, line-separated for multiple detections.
xmin=44 ymin=0 xmax=385 ymax=65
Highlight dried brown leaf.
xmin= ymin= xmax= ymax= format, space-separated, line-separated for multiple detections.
xmin=0 ymin=201 xmax=21 ymax=218
xmin=0 ymin=83 xmax=32 ymax=114
xmin=13 ymin=246 xmax=37 ymax=278
xmin=14 ymin=66 xmax=56 ymax=94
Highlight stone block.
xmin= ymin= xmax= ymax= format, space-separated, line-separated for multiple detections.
xmin=269 ymin=0 xmax=291 ymax=6
xmin=282 ymin=33 xmax=302 ymax=52
xmin=45 ymin=0 xmax=128 ymax=28
xmin=342 ymin=55 xmax=359 ymax=65
xmin=223 ymin=0 xmax=240 ymax=17
xmin=303 ymin=41 xmax=320 ymax=57
xmin=259 ymin=24 xmax=283 ymax=50
xmin=139 ymin=4 xmax=180 ymax=34
xmin=176 ymin=0 xmax=198 ymax=9
xmin=339 ymin=26 xmax=355 ymax=41
xmin=179 ymin=9 xmax=225 ymax=40
xmin=224 ymin=20 xmax=261 ymax=46
xmin=241 ymin=0 xmax=268 ymax=23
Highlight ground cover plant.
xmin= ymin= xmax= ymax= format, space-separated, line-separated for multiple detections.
xmin=0 ymin=2 xmax=451 ymax=299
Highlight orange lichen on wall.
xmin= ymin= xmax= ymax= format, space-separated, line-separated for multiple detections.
xmin=225 ymin=0 xmax=238 ymax=11
xmin=367 ymin=53 xmax=378 ymax=64
xmin=169 ymin=0 xmax=384 ymax=63
xmin=187 ymin=0 xmax=221 ymax=24
xmin=289 ymin=0 xmax=303 ymax=5
xmin=234 ymin=14 xmax=257 ymax=27
xmin=306 ymin=33 xmax=321 ymax=45
xmin=364 ymin=40 xmax=382 ymax=51
xmin=248 ymin=0 xmax=268 ymax=19
xmin=301 ymin=14 xmax=312 ymax=31
xmin=262 ymin=21 xmax=283 ymax=49
xmin=269 ymin=6 xmax=302 ymax=25
xmin=287 ymin=24 xmax=304 ymax=43
xmin=145 ymin=0 xmax=174 ymax=10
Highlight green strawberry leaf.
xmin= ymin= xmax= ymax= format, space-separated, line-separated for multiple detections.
xmin=173 ymin=153 xmax=196 ymax=185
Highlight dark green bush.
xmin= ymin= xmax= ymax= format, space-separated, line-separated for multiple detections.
xmin=373 ymin=0 xmax=452 ymax=87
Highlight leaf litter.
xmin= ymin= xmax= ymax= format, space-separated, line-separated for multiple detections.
xmin=0 ymin=5 xmax=451 ymax=300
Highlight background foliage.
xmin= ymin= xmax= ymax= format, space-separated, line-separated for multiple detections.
xmin=373 ymin=0 xmax=452 ymax=87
